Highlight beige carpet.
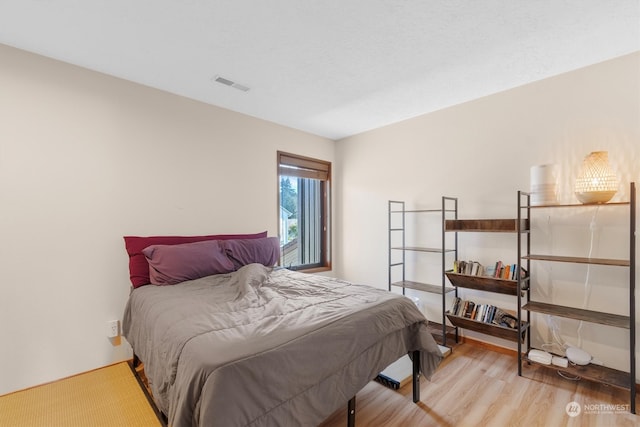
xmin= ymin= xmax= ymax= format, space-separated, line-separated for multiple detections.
xmin=0 ymin=362 xmax=162 ymax=427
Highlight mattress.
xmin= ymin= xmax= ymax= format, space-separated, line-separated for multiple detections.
xmin=123 ymin=264 xmax=442 ymax=426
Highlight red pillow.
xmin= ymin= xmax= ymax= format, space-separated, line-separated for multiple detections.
xmin=124 ymin=231 xmax=267 ymax=288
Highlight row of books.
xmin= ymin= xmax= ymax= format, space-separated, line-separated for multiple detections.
xmin=492 ymin=261 xmax=526 ymax=280
xmin=452 ymin=260 xmax=527 ymax=281
xmin=452 ymin=260 xmax=484 ymax=276
xmin=449 ymin=297 xmax=519 ymax=329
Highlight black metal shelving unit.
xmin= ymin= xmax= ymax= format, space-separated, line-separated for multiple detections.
xmin=518 ymin=182 xmax=636 ymax=414
xmin=388 ymin=198 xmax=458 ymax=346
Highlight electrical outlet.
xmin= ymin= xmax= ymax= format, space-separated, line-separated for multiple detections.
xmin=107 ymin=320 xmax=119 ymax=338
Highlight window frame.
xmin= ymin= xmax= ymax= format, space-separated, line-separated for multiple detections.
xmin=277 ymin=151 xmax=331 ymax=272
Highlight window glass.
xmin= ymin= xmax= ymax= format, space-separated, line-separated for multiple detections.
xmin=278 ymin=152 xmax=330 ymax=271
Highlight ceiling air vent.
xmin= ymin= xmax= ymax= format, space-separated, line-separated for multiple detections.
xmin=213 ymin=75 xmax=250 ymax=92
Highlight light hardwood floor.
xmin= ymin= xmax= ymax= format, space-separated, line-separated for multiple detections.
xmin=3 ymin=342 xmax=636 ymax=426
xmin=320 ymin=343 xmax=638 ymax=427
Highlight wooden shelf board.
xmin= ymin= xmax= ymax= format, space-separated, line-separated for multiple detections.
xmin=445 ymin=218 xmax=529 ymax=232
xmin=391 ymin=246 xmax=455 ymax=253
xmin=445 ymin=272 xmax=520 ymax=295
xmin=522 ymin=354 xmax=632 ymax=390
xmin=391 ymin=281 xmax=455 ymax=294
xmin=523 ymin=254 xmax=629 ymax=267
xmin=523 ymin=301 xmax=630 ymax=329
xmin=390 ymin=209 xmax=458 ymax=213
xmin=390 ymin=209 xmax=441 ymax=213
xmin=526 ymin=201 xmax=630 ymax=209
xmin=426 ymin=321 xmax=457 ymax=346
xmin=446 ymin=313 xmax=528 ymax=343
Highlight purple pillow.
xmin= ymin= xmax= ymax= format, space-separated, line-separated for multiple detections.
xmin=222 ymin=237 xmax=280 ymax=270
xmin=124 ymin=231 xmax=267 ymax=287
xmin=142 ymin=240 xmax=235 ymax=285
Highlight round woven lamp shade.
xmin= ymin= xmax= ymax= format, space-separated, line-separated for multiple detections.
xmin=574 ymin=151 xmax=618 ymax=204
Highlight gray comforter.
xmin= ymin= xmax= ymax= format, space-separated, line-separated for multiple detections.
xmin=123 ymin=264 xmax=442 ymax=427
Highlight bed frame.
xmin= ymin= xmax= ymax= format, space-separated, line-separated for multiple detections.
xmin=131 ymin=350 xmax=421 ymax=427
xmin=129 ymin=355 xmax=168 ymax=426
xmin=346 ymin=350 xmax=421 ymax=427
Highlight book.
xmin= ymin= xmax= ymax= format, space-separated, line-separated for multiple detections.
xmin=464 ymin=301 xmax=475 ymax=318
xmin=452 ymin=260 xmax=524 ymax=279
xmin=480 ymin=305 xmax=487 ymax=320
xmin=484 ymin=305 xmax=492 ymax=323
xmin=492 ymin=308 xmax=518 ymax=329
xmin=502 ymin=265 xmax=511 ymax=279
xmin=458 ymin=300 xmax=468 ymax=317
xmin=494 ymin=261 xmax=502 ymax=278
xmin=452 ymin=260 xmax=487 ymax=276
xmin=471 ymin=262 xmax=479 ymax=276
xmin=450 ymin=297 xmax=461 ymax=314
xmin=487 ymin=305 xmax=496 ymax=323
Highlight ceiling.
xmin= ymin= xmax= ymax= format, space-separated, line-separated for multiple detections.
xmin=1 ymin=1 xmax=638 ymax=140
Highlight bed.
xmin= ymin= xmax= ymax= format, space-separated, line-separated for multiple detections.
xmin=122 ymin=234 xmax=443 ymax=427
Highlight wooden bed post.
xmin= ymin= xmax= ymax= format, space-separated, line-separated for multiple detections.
xmin=347 ymin=396 xmax=356 ymax=427
xmin=412 ymin=350 xmax=420 ymax=403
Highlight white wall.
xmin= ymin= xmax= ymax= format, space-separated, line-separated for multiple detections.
xmin=335 ymin=52 xmax=640 ymax=378
xmin=1 ymin=42 xmax=638 ymax=395
xmin=0 ymin=44 xmax=335 ymax=395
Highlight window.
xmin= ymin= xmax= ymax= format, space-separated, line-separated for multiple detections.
xmin=277 ymin=151 xmax=331 ymax=271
